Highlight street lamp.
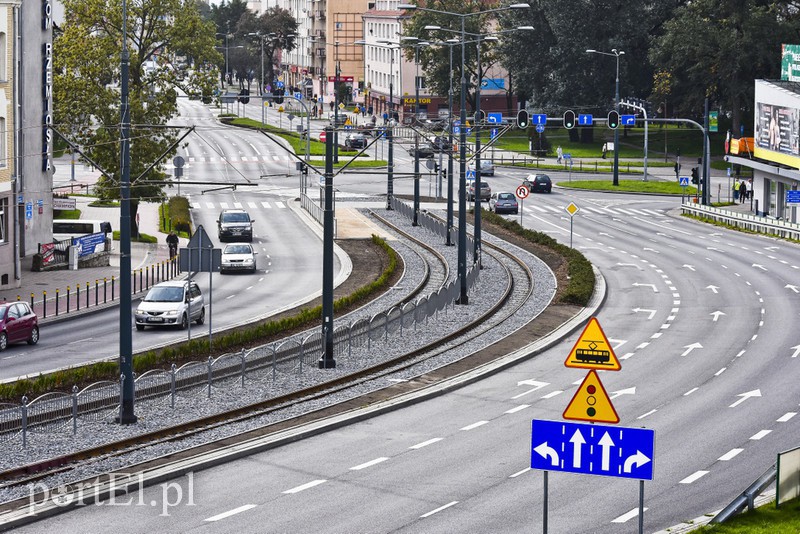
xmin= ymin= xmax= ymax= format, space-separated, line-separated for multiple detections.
xmin=586 ymin=48 xmax=625 ymax=186
xmin=400 ymin=2 xmax=530 ymax=304
xmin=401 ymin=37 xmax=430 ymax=226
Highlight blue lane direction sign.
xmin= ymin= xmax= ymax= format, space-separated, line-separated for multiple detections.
xmin=578 ymin=114 xmax=593 ymax=126
xmin=531 ymin=113 xmax=547 ymax=126
xmin=531 ymin=419 xmax=655 ymax=480
xmin=491 ymin=128 xmax=498 ymax=139
xmin=294 ymin=91 xmax=303 ymax=100
xmin=621 ymin=114 xmax=636 ymax=126
xmin=786 ymin=190 xmax=800 ymax=205
xmin=487 ymin=112 xmax=502 ymax=124
xmin=679 ymin=176 xmax=690 ymax=187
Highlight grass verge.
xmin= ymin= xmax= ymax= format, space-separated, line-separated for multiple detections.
xmin=692 ymin=497 xmax=800 ymax=533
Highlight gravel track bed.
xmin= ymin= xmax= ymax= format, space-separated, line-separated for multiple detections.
xmin=0 ymin=205 xmax=555 ymax=504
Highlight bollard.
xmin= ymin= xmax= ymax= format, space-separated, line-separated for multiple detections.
xmin=43 ymin=291 xmax=47 ymax=318
xmin=145 ymin=265 xmax=149 ymax=290
xmin=170 ymin=363 xmax=176 ymax=409
xmin=103 ymin=278 xmax=108 ymax=303
xmin=76 ymin=284 xmax=80 ymax=311
xmin=21 ymin=396 xmax=28 ymax=449
xmin=86 ymin=282 xmax=90 ymax=308
xmin=95 ymin=280 xmax=99 ymax=307
xmin=111 ymin=276 xmax=115 ymax=301
xmin=66 ymin=286 xmax=71 ymax=313
xmin=15 ymin=295 xmax=20 ymax=301
xmin=30 ymin=293 xmax=34 ymax=309
xmin=72 ymin=385 xmax=78 ymax=435
xmin=55 ymin=288 xmax=59 ymax=316
xmin=132 ymin=269 xmax=137 ymax=293
xmin=138 ymin=269 xmax=143 ymax=292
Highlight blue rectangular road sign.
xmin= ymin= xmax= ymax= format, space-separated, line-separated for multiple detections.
xmin=621 ymin=114 xmax=636 ymax=126
xmin=487 ymin=112 xmax=503 ymax=124
xmin=531 ymin=113 xmax=547 ymax=125
xmin=786 ymin=190 xmax=800 ymax=205
xmin=531 ymin=419 xmax=655 ymax=480
xmin=578 ymin=114 xmax=593 ymax=126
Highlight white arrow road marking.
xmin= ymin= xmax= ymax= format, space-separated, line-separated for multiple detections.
xmin=513 ymin=380 xmax=550 ymax=399
xmin=610 ymin=387 xmax=636 ymax=400
xmin=643 ymin=247 xmax=659 ymax=253
xmin=534 ymin=442 xmax=559 ymax=466
xmin=617 ymin=263 xmax=643 ymax=269
xmin=787 ymin=285 xmax=800 ymax=293
xmin=752 ymin=263 xmax=767 ymax=271
xmin=707 ymin=285 xmax=719 ymax=293
xmin=681 ymin=343 xmax=703 ymax=356
xmin=569 ymin=429 xmax=586 ymax=468
xmin=683 ymin=264 xmax=696 ymax=271
xmin=710 ymin=311 xmax=726 ymax=322
xmin=632 ymin=283 xmax=659 ymax=292
xmin=791 ymin=345 xmax=800 ymax=358
xmin=599 ymin=432 xmax=615 ymax=471
xmin=632 ymin=308 xmax=656 ymax=319
xmin=730 ymin=389 xmax=761 ymax=408
xmin=623 ymin=450 xmax=651 ymax=473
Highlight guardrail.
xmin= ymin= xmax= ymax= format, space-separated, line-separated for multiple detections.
xmin=681 ymin=203 xmax=800 ymax=240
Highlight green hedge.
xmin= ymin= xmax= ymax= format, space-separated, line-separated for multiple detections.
xmin=168 ymin=196 xmax=192 ymax=235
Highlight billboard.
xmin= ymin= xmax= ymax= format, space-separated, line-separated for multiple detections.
xmin=781 ymin=44 xmax=800 ymax=82
xmin=754 ymin=80 xmax=800 ymax=167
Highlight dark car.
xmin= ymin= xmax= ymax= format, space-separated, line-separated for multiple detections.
xmin=344 ymin=133 xmax=367 ymax=149
xmin=430 ymin=136 xmax=452 ymax=153
xmin=523 ymin=173 xmax=553 ymax=193
xmin=411 ymin=144 xmax=436 ymax=159
xmin=0 ymin=302 xmax=39 ymax=351
xmin=489 ymin=192 xmax=519 ymax=214
xmin=218 ymin=209 xmax=254 ymax=242
xmin=468 ymin=180 xmax=492 ymax=202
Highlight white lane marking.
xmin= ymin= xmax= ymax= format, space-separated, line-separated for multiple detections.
xmin=219 ymin=202 xmax=229 ymax=209
xmin=409 ymin=438 xmax=443 ymax=450
xmin=611 ymin=507 xmax=647 ymax=523
xmin=277 ymin=203 xmax=287 ymax=209
xmin=715 ymin=367 xmax=726 ymax=376
xmin=505 ymin=404 xmax=530 ymax=414
xmin=226 ymin=294 xmax=236 ymax=300
xmin=204 ymin=504 xmax=257 ymax=522
xmin=282 ymin=479 xmax=326 ymax=494
xmin=750 ymin=430 xmax=771 ymax=440
xmin=637 ymin=409 xmax=657 ymax=420
xmin=261 ymin=201 xmax=271 ymax=208
xmin=509 ymin=467 xmax=531 ymax=478
xmin=619 ymin=353 xmax=635 ymax=360
xmin=541 ymin=391 xmax=563 ymax=399
xmin=350 ymin=457 xmax=389 ymax=471
xmin=777 ymin=412 xmax=797 ymax=422
xmin=719 ymin=449 xmax=744 ymax=461
xmin=680 ymin=471 xmax=709 ymax=484
xmin=67 ymin=337 xmax=94 ymax=345
xmin=461 ymin=421 xmax=489 ymax=431
xmin=420 ymin=501 xmax=459 ymax=518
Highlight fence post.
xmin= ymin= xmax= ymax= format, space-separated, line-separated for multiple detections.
xmin=86 ymin=282 xmax=90 ymax=308
xmin=21 ymin=396 xmax=28 ymax=449
xmin=240 ymin=349 xmax=246 ymax=388
xmin=43 ymin=291 xmax=47 ymax=318
xmin=170 ymin=363 xmax=176 ymax=409
xmin=207 ymin=356 xmax=213 ymax=398
xmin=72 ymin=385 xmax=78 ymax=435
xmin=29 ymin=293 xmax=34 ymax=309
xmin=118 ymin=374 xmax=125 ymax=423
xmin=55 ymin=288 xmax=59 ymax=316
xmin=95 ymin=280 xmax=99 ymax=308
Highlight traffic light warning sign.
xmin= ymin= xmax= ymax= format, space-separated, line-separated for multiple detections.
xmin=563 ymin=370 xmax=619 ymax=424
xmin=564 ymin=317 xmax=621 ymax=370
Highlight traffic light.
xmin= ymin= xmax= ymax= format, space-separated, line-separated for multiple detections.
xmin=275 ymin=88 xmax=284 ymax=104
xmin=563 ymin=110 xmax=576 ymax=129
xmin=691 ymin=167 xmax=699 ymax=184
xmin=607 ymin=110 xmax=619 ymax=129
xmin=238 ymin=89 xmax=250 ymax=105
xmin=517 ymin=109 xmax=529 ymax=129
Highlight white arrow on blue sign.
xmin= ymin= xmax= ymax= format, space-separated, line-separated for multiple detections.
xmin=294 ymin=92 xmax=303 ymax=100
xmin=621 ymin=114 xmax=636 ymax=126
xmin=786 ymin=190 xmax=800 ymax=205
xmin=532 ymin=114 xmax=547 ymax=125
xmin=578 ymin=114 xmax=593 ymax=126
xmin=530 ymin=419 xmax=655 ymax=480
xmin=491 ymin=128 xmax=498 ymax=139
xmin=487 ymin=112 xmax=502 ymax=124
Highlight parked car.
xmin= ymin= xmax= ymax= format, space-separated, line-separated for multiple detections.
xmin=468 ymin=159 xmax=495 ymax=176
xmin=344 ymin=132 xmax=367 ymax=149
xmin=135 ymin=280 xmax=205 ymax=330
xmin=468 ymin=179 xmax=492 ymax=202
xmin=0 ymin=302 xmax=39 ymax=351
xmin=489 ymin=192 xmax=519 ymax=214
xmin=429 ymin=136 xmax=452 ymax=153
xmin=328 ymin=113 xmax=348 ymax=127
xmin=523 ymin=173 xmax=553 ymax=193
xmin=217 ymin=209 xmax=254 ymax=242
xmin=411 ymin=144 xmax=436 ymax=159
xmin=220 ymin=243 xmax=257 ymax=274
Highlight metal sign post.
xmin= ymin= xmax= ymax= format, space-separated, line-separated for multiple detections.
xmin=515 ymin=184 xmax=529 ymax=226
xmin=565 ymin=202 xmax=579 ymax=248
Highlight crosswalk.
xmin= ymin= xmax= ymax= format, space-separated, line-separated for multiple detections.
xmin=181 ymin=154 xmax=295 ymax=165
xmin=189 ymin=200 xmax=288 ymax=210
xmin=522 ymin=204 xmax=668 ymax=217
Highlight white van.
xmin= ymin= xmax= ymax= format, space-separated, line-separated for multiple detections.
xmin=53 ymin=219 xmax=112 ymax=254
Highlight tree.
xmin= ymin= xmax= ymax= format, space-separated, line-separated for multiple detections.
xmin=54 ymin=0 xmax=221 ymax=236
xmin=234 ymin=8 xmax=298 ymax=92
xmin=649 ymin=0 xmax=800 ymax=134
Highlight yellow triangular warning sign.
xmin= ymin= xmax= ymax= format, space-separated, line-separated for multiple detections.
xmin=564 ymin=317 xmax=621 ymax=371
xmin=344 ymin=118 xmax=352 ymax=126
xmin=563 ymin=370 xmax=619 ymax=423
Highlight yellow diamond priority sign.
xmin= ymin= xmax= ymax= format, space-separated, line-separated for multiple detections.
xmin=563 ymin=370 xmax=619 ymax=423
xmin=564 ymin=317 xmax=621 ymax=371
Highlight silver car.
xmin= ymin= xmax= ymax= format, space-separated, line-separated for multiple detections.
xmin=135 ymin=280 xmax=205 ymax=330
xmin=468 ymin=159 xmax=495 ymax=176
xmin=220 ymin=243 xmax=257 ymax=274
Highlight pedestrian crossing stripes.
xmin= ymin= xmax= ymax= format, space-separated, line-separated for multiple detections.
xmin=524 ymin=205 xmax=666 ymax=217
xmin=184 ymin=154 xmax=294 ymax=164
xmin=191 ymin=200 xmax=288 ymax=210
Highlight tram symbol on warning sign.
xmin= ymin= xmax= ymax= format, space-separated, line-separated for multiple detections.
xmin=564 ymin=317 xmax=621 ymax=371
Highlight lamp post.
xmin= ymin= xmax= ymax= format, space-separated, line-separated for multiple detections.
xmin=215 ymin=32 xmax=233 ymax=87
xmin=586 ymin=48 xmax=624 ymax=187
xmin=401 ymin=37 xmax=429 ymax=226
xmin=370 ymin=39 xmax=401 ymax=208
xmin=401 ymin=2 xmax=530 ymax=304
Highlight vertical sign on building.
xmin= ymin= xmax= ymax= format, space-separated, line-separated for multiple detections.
xmin=42 ymin=0 xmax=53 ymax=172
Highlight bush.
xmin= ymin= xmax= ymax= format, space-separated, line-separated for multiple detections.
xmin=168 ymin=196 xmax=192 ymax=235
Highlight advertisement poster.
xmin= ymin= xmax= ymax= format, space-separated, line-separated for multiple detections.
xmin=40 ymin=243 xmax=56 ymax=266
xmin=755 ymin=102 xmax=800 ymax=157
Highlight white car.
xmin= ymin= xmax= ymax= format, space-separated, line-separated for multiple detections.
xmin=220 ymin=243 xmax=257 ymax=274
xmin=467 ymin=159 xmax=495 ymax=176
xmin=135 ymin=280 xmax=205 ymax=330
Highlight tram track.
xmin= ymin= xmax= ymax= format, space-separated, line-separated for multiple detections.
xmin=0 ymin=208 xmax=539 ymax=526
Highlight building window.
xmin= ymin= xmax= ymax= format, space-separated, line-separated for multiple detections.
xmin=0 ymin=32 xmax=5 ymax=80
xmin=416 ymin=76 xmax=425 ymax=90
xmin=0 ymin=117 xmax=5 ymax=168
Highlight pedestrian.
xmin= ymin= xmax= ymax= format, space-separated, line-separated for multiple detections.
xmin=329 ymin=100 xmax=334 ymax=112
xmin=733 ymin=182 xmax=739 ymax=202
xmin=601 ymin=143 xmax=607 ymax=159
xmin=747 ymin=178 xmax=753 ymax=200
xmin=739 ymin=179 xmax=748 ymax=204
xmin=557 ymin=145 xmax=563 ymax=164
xmin=166 ymin=231 xmax=179 ymax=260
